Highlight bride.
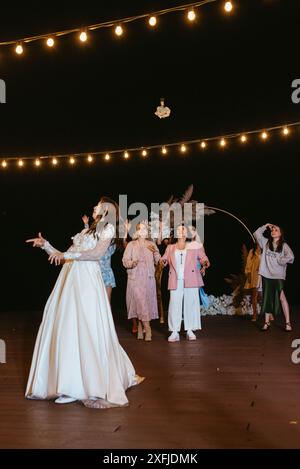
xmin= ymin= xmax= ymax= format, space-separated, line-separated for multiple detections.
xmin=25 ymin=196 xmax=144 ymax=408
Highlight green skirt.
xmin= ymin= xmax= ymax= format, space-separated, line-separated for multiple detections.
xmin=261 ymin=276 xmax=285 ymax=316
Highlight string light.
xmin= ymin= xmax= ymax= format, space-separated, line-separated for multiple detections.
xmin=224 ymin=1 xmax=233 ymax=13
xmin=282 ymin=126 xmax=289 ymax=136
xmin=148 ymin=16 xmax=157 ymax=27
xmin=1 ymin=1 xmax=237 ymax=56
xmin=79 ymin=31 xmax=88 ymax=42
xmin=1 ymin=121 xmax=299 ymax=170
xmin=15 ymin=44 xmax=23 ymax=55
xmin=187 ymin=9 xmax=196 ymax=21
xmin=46 ymin=37 xmax=55 ymax=48
xmin=115 ymin=25 xmax=123 ymax=36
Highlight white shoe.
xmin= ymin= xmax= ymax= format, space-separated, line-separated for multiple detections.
xmin=55 ymin=396 xmax=77 ymax=404
xmin=186 ymin=330 xmax=196 ymax=341
xmin=168 ymin=332 xmax=180 ymax=342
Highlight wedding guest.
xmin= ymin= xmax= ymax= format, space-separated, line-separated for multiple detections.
xmin=161 ymin=225 xmax=210 ymax=342
xmin=244 ymin=242 xmax=262 ymax=322
xmin=122 ymin=222 xmax=161 ymax=342
xmin=254 ymin=223 xmax=294 ymax=331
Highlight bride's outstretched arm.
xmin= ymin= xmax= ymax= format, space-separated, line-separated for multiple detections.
xmin=26 ymin=232 xmax=62 ymax=256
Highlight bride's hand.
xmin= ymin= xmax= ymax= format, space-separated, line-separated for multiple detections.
xmin=26 ymin=232 xmax=46 ymax=248
xmin=48 ymin=252 xmax=64 ymax=266
xmin=82 ymin=214 xmax=89 ymax=225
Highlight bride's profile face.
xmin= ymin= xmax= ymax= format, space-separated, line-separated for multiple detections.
xmin=93 ymin=202 xmax=102 ymax=219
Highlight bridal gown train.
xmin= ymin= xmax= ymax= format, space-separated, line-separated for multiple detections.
xmin=25 ymin=224 xmax=142 ymax=408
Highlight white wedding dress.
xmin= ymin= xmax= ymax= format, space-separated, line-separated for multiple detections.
xmin=25 ymin=224 xmax=142 ymax=408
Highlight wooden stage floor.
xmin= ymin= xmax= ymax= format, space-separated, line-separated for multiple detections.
xmin=0 ymin=310 xmax=300 ymax=449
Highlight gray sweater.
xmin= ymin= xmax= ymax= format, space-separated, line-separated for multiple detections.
xmin=254 ymin=225 xmax=294 ymax=280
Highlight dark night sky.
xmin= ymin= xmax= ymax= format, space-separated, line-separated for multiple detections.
xmin=0 ymin=0 xmax=299 ymax=311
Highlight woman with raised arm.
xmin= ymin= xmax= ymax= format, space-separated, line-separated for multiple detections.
xmin=254 ymin=223 xmax=294 ymax=331
xmin=25 ymin=197 xmax=144 ymax=409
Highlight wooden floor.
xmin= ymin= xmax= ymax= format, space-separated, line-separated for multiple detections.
xmin=0 ymin=309 xmax=300 ymax=449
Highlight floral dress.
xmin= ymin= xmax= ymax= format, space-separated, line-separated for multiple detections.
xmin=99 ymin=243 xmax=116 ymax=288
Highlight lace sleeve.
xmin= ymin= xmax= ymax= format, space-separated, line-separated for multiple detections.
xmin=41 ymin=240 xmax=61 ymax=256
xmin=64 ymin=224 xmax=115 ymax=261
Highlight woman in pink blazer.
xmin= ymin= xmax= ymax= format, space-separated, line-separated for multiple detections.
xmin=161 ymin=225 xmax=210 ymax=342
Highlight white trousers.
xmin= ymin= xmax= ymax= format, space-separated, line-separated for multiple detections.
xmin=168 ymin=279 xmax=201 ymax=332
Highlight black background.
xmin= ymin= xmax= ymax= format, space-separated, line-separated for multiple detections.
xmin=0 ymin=0 xmax=298 ymax=312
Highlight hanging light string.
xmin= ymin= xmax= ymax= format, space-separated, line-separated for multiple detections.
xmin=0 ymin=0 xmax=231 ymax=50
xmin=0 ymin=120 xmax=298 ymax=168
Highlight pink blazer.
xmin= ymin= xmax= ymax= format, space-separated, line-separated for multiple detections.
xmin=162 ymin=244 xmax=209 ymax=290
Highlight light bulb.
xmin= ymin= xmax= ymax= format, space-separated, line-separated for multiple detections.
xmin=79 ymin=31 xmax=88 ymax=42
xmin=46 ymin=37 xmax=55 ymax=47
xmin=149 ymin=16 xmax=157 ymax=27
xmin=15 ymin=44 xmax=23 ymax=55
xmin=35 ymin=159 xmax=41 ymax=166
xmin=124 ymin=151 xmax=129 ymax=159
xmin=115 ymin=25 xmax=123 ymax=36
xmin=180 ymin=144 xmax=187 ymax=153
xmin=201 ymin=141 xmax=207 ymax=149
xmin=187 ymin=9 xmax=196 ymax=21
xmin=1 ymin=160 xmax=7 ymax=168
xmin=162 ymin=146 xmax=167 ymax=154
xmin=142 ymin=149 xmax=148 ymax=157
xmin=87 ymin=154 xmax=93 ymax=162
xmin=240 ymin=135 xmax=247 ymax=143
xmin=282 ymin=126 xmax=289 ymax=136
xmin=261 ymin=131 xmax=268 ymax=140
xmin=52 ymin=158 xmax=58 ymax=166
xmin=220 ymin=138 xmax=226 ymax=147
xmin=105 ymin=153 xmax=110 ymax=161
xmin=224 ymin=2 xmax=233 ymax=13
xmin=70 ymin=157 xmax=76 ymax=164
xmin=18 ymin=159 xmax=24 ymax=167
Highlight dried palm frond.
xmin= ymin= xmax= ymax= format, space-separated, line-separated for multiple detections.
xmin=179 ymin=184 xmax=194 ymax=206
xmin=241 ymin=244 xmax=249 ymax=269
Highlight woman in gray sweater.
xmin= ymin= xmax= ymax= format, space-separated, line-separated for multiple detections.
xmin=254 ymin=223 xmax=294 ymax=331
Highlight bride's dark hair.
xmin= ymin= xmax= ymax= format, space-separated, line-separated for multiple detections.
xmin=88 ymin=196 xmax=124 ymax=250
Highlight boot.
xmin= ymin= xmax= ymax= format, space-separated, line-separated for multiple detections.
xmin=144 ymin=321 xmax=152 ymax=342
xmin=137 ymin=320 xmax=144 ymax=340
